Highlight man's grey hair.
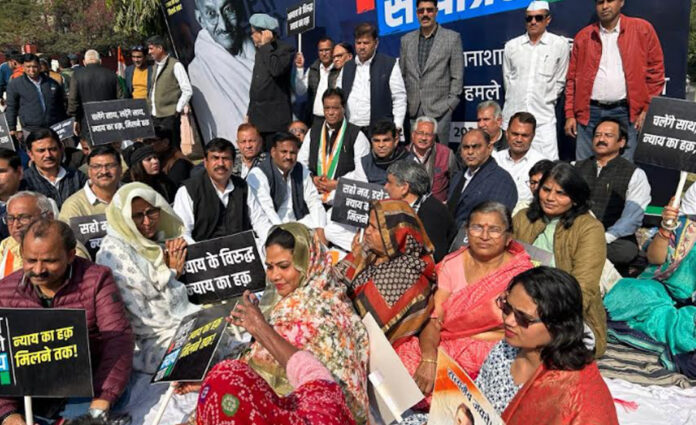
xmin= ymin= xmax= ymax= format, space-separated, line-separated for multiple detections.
xmin=414 ymin=116 xmax=438 ymax=134
xmin=477 ymin=100 xmax=502 ymax=118
xmin=84 ymin=49 xmax=100 ymax=64
xmin=8 ymin=191 xmax=57 ymax=216
xmin=386 ymin=160 xmax=431 ymax=197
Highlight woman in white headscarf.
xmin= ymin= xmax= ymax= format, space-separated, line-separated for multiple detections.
xmin=96 ymin=182 xmax=199 ymax=373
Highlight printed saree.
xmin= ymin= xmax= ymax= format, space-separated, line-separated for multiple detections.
xmin=335 ymin=200 xmax=437 ymax=348
xmin=244 ymin=223 xmax=369 ymax=424
xmin=396 ymin=242 xmax=533 ymax=382
xmin=502 ymin=362 xmax=619 ymax=425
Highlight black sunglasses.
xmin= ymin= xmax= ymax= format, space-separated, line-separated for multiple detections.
xmin=496 ymin=295 xmax=543 ymax=328
xmin=417 ymin=7 xmax=436 ymax=14
xmin=526 ymin=14 xmax=548 ymax=23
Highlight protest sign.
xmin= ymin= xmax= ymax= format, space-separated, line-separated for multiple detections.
xmin=286 ymin=0 xmax=315 ymax=37
xmin=363 ymin=313 xmax=423 ymax=424
xmin=180 ymin=231 xmax=265 ymax=305
xmin=331 ymin=178 xmax=389 ymax=228
xmin=429 ymin=349 xmax=503 ymax=425
xmin=152 ymin=305 xmax=228 ymax=383
xmin=84 ymin=99 xmax=155 ymax=146
xmin=0 ymin=114 xmax=14 ymax=151
xmin=69 ymin=214 xmax=107 ymax=259
xmin=519 ymin=242 xmax=553 ymax=267
xmin=636 ymin=97 xmax=696 ymax=173
xmin=0 ymin=308 xmax=92 ymax=397
xmin=51 ymin=117 xmax=75 ymax=143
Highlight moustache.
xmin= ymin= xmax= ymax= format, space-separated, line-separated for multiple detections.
xmin=595 ymin=142 xmax=608 ymax=147
xmin=97 ymin=173 xmax=112 ymax=179
xmin=214 ymin=166 xmax=229 ymax=173
xmin=215 ymin=28 xmax=234 ymax=38
xmin=28 ymin=271 xmax=49 ymax=279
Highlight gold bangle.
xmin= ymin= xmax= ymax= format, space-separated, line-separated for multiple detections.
xmin=421 ymin=358 xmax=437 ymax=364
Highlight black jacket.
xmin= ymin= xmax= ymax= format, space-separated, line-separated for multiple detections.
xmin=418 ymin=195 xmax=457 ymax=263
xmin=22 ymin=165 xmax=88 ymax=209
xmin=5 ymin=74 xmax=67 ymax=130
xmin=248 ymin=40 xmax=295 ymax=133
xmin=68 ymin=64 xmax=122 ymax=122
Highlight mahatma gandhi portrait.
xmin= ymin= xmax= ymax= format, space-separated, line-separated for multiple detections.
xmin=194 ymin=0 xmax=247 ymax=55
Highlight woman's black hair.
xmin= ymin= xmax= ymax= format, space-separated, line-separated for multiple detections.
xmin=264 ymin=226 xmax=296 ymax=250
xmin=507 ymin=267 xmax=594 ymax=370
xmin=525 ymin=161 xmax=591 ymax=229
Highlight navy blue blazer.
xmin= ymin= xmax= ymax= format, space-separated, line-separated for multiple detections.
xmin=447 ymin=157 xmax=517 ymax=228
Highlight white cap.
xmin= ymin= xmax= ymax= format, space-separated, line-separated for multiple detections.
xmin=527 ymin=1 xmax=550 ymax=11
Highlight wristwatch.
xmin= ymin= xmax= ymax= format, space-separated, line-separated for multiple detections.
xmin=88 ymin=407 xmax=106 ymax=419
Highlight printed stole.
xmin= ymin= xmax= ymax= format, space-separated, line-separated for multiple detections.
xmin=317 ymin=120 xmax=347 ymax=202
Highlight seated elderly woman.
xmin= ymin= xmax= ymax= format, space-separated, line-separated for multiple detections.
xmin=513 ymin=161 xmax=607 ymax=357
xmin=476 ymin=267 xmax=618 ymax=424
xmin=395 ymin=201 xmax=533 ymax=397
xmin=95 ymin=182 xmax=199 ymax=374
xmin=229 ymin=223 xmax=369 ymax=424
xmin=335 ymin=199 xmax=436 ymax=347
xmin=604 ymin=199 xmax=696 ymax=366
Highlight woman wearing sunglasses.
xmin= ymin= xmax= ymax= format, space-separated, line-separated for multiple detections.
xmin=512 ymin=161 xmax=607 ymax=357
xmin=95 ymin=182 xmax=198 ymax=374
xmin=476 ymin=267 xmax=618 ymax=424
xmin=395 ymin=201 xmax=533 ymax=400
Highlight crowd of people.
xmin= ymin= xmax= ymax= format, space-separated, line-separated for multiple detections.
xmin=0 ymin=0 xmax=691 ymax=424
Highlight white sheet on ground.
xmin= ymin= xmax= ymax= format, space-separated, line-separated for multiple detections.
xmin=605 ymin=378 xmax=696 ymax=424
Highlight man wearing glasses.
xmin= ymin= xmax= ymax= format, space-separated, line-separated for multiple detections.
xmin=399 ymin=0 xmax=463 ymax=146
xmin=59 ymin=145 xmax=122 ymax=221
xmin=124 ymin=45 xmax=151 ymax=99
xmin=501 ymin=1 xmax=569 ymax=160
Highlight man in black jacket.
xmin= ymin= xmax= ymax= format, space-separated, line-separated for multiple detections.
xmin=294 ymin=36 xmax=340 ymax=124
xmin=6 ymin=54 xmax=67 ymax=140
xmin=384 ymin=160 xmax=456 ymax=262
xmin=68 ymin=49 xmax=122 ymax=138
xmin=247 ymin=13 xmax=295 ymax=150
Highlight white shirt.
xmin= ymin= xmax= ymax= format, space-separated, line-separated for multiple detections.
xmin=339 ymin=54 xmax=407 ymax=129
xmin=172 ymin=177 xmax=272 ymax=243
xmin=83 ymin=181 xmax=110 ymax=206
xmin=502 ymin=31 xmax=570 ymax=126
xmin=37 ymin=167 xmax=67 ymax=189
xmin=681 ymin=183 xmax=696 ymax=216
xmin=150 ymin=55 xmax=194 ymax=117
xmin=591 ymin=20 xmax=627 ymax=102
xmin=492 ymin=148 xmax=547 ymax=204
xmin=246 ymin=163 xmax=327 ymax=229
xmin=595 ymin=164 xmax=651 ymax=243
xmin=295 ymin=62 xmax=333 ymax=117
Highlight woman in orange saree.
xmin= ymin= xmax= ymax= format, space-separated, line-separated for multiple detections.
xmin=395 ymin=202 xmax=533 ymax=399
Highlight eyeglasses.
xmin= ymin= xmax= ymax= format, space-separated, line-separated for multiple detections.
xmin=88 ymin=163 xmax=119 ymax=171
xmin=3 ymin=213 xmax=38 ymax=226
xmin=417 ymin=7 xmax=436 ymax=14
xmin=496 ymin=295 xmax=543 ymax=328
xmin=468 ymin=224 xmax=505 ymax=238
xmin=526 ymin=14 xmax=548 ymax=23
xmin=131 ymin=207 xmax=161 ymax=224
xmin=333 ymin=53 xmax=348 ymax=60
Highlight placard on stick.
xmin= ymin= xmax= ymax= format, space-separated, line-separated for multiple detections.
xmin=286 ymin=0 xmax=315 ymax=36
xmin=69 ymin=214 xmax=107 ymax=260
xmin=0 ymin=113 xmax=14 ymax=151
xmin=83 ymin=99 xmax=155 ymax=146
xmin=636 ymin=97 xmax=696 ymax=173
xmin=0 ymin=308 xmax=92 ymax=397
xmin=152 ymin=305 xmax=228 ymax=383
xmin=331 ymin=178 xmax=388 ymax=228
xmin=180 ymin=231 xmax=265 ymax=305
xmin=429 ymin=349 xmax=503 ymax=425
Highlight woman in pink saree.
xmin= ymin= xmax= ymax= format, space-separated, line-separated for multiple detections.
xmin=396 ymin=201 xmax=533 ymax=398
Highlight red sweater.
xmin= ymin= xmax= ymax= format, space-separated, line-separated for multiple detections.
xmin=0 ymin=257 xmax=134 ymax=416
xmin=565 ymin=14 xmax=665 ymax=126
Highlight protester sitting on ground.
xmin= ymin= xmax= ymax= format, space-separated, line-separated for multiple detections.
xmin=476 ymin=267 xmax=619 ymax=424
xmin=0 ymin=148 xmax=26 ymax=240
xmin=513 ymin=161 xmax=607 ymax=356
xmin=232 ymin=123 xmax=267 ymax=179
xmin=143 ymin=126 xmax=193 ymax=187
xmin=96 ymin=182 xmax=199 ymax=374
xmin=59 ymin=145 xmax=122 ymax=221
xmin=122 ymin=143 xmax=178 ymax=203
xmin=223 ymin=224 xmax=368 ymax=423
xmin=383 ymin=160 xmax=456 ymax=263
xmin=0 ymin=191 xmax=89 ymax=278
xmin=0 ymin=219 xmax=134 ymax=424
xmin=603 ymin=199 xmax=696 ymax=366
xmin=357 ymin=120 xmax=413 ymax=185
xmin=335 ymin=199 xmax=435 ymax=347
xmin=196 ymin=350 xmax=357 ymax=425
xmin=22 ymin=128 xmax=88 ymax=209
xmin=513 ymin=159 xmax=554 ymax=215
xmin=395 ymin=201 xmax=533 ymax=399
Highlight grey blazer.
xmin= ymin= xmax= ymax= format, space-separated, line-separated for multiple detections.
xmin=399 ymin=26 xmax=464 ymax=119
